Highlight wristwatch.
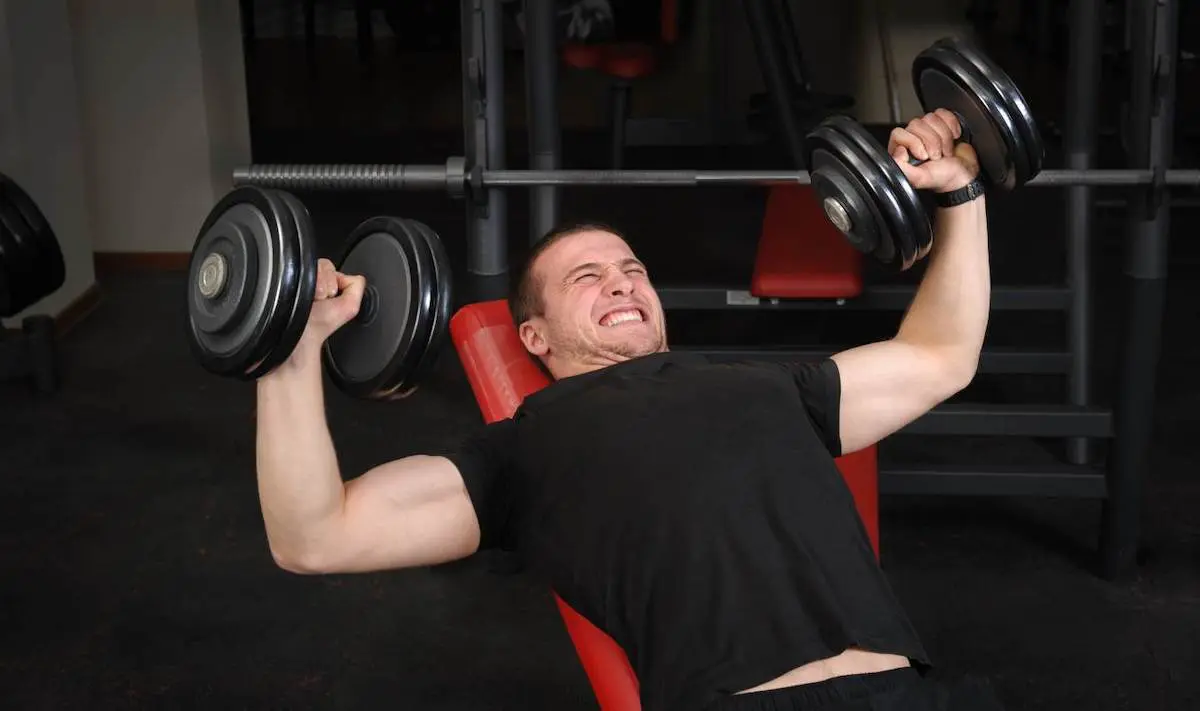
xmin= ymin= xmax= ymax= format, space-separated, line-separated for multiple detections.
xmin=934 ymin=177 xmax=986 ymax=208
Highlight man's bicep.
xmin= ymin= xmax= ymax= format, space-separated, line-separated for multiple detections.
xmin=325 ymin=419 xmax=517 ymax=573
xmin=331 ymin=455 xmax=485 ymax=572
xmin=831 ymin=338 xmax=960 ymax=454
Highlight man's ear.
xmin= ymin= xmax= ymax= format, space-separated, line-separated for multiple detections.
xmin=519 ymin=319 xmax=549 ymax=357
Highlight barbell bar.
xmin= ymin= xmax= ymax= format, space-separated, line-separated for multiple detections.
xmin=233 ymin=161 xmax=1200 ymax=193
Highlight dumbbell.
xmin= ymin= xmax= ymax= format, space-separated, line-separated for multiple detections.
xmin=184 ymin=187 xmax=453 ymax=400
xmin=0 ymin=173 xmax=66 ymax=317
xmin=804 ymin=37 xmax=1045 ymax=269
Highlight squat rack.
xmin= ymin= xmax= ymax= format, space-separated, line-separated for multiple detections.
xmin=233 ymin=0 xmax=1180 ymax=580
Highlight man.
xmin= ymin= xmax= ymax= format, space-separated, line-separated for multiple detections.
xmin=255 ymin=110 xmax=1003 ymax=710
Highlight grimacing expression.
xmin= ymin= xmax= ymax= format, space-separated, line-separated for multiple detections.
xmin=520 ymin=230 xmax=667 ymax=371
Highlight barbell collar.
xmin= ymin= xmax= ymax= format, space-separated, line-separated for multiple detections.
xmin=445 ymin=157 xmax=467 ymax=199
xmin=233 ymin=163 xmax=1200 ymax=191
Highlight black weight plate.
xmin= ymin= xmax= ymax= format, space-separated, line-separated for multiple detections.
xmin=0 ymin=173 xmax=65 ymax=294
xmin=0 ymin=196 xmax=39 ymax=314
xmin=243 ymin=189 xmax=318 ymax=379
xmin=236 ymin=188 xmax=310 ymax=379
xmin=804 ymin=123 xmax=893 ymax=264
xmin=0 ymin=219 xmax=20 ymax=316
xmin=830 ymin=116 xmax=931 ymax=267
xmin=0 ymin=265 xmax=11 ymax=317
xmin=323 ymin=217 xmax=436 ymax=400
xmin=238 ymin=189 xmax=310 ymax=379
xmin=949 ymin=38 xmax=1044 ymax=180
xmin=805 ymin=119 xmax=916 ymax=269
xmin=913 ymin=40 xmax=1023 ymax=187
xmin=392 ymin=218 xmax=454 ymax=399
xmin=912 ymin=38 xmax=1032 ymax=191
xmin=186 ymin=187 xmax=298 ymax=378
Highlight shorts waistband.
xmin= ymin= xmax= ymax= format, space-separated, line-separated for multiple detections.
xmin=708 ymin=666 xmax=920 ymax=710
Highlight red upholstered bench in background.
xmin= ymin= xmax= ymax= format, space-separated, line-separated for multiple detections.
xmin=450 ymin=300 xmax=879 ymax=711
xmin=752 ymin=186 xmax=864 ymax=301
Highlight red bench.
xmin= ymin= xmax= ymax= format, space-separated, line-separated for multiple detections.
xmin=752 ymin=185 xmax=864 ymax=300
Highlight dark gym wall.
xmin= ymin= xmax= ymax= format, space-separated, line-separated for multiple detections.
xmin=237 ymin=0 xmax=968 ymax=134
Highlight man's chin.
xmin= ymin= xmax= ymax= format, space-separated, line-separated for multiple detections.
xmin=607 ymin=336 xmax=662 ymax=359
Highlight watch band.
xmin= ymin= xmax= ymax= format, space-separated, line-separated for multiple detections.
xmin=934 ymin=177 xmax=986 ymax=208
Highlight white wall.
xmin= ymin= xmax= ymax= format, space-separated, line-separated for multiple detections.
xmin=69 ymin=0 xmax=250 ymax=255
xmin=195 ymin=0 xmax=253 ymax=204
xmin=848 ymin=0 xmax=976 ymax=123
xmin=0 ymin=0 xmax=250 ymax=327
xmin=720 ymin=0 xmax=976 ymax=124
xmin=0 ymin=0 xmax=95 ymax=325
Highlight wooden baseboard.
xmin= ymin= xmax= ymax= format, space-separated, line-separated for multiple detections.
xmin=94 ymin=251 xmax=190 ymax=275
xmin=55 ymin=283 xmax=103 ymax=336
xmin=8 ymin=249 xmax=188 ymax=337
xmin=2 ymin=283 xmax=102 ymax=337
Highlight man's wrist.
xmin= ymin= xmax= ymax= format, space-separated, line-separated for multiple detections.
xmin=262 ymin=343 xmax=324 ymax=383
xmin=934 ymin=168 xmax=979 ymax=194
xmin=933 ymin=176 xmax=986 ymax=208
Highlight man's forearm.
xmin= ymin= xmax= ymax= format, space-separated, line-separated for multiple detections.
xmin=895 ymin=197 xmax=991 ymax=379
xmin=256 ymin=348 xmax=346 ymax=566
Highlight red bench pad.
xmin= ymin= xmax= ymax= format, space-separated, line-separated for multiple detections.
xmin=752 ymin=185 xmax=864 ymax=299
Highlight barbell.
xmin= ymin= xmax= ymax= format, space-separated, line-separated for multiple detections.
xmin=234 ymin=164 xmax=1200 ymax=190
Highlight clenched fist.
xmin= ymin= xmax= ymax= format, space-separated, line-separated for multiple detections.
xmin=291 ymin=258 xmax=367 ymax=363
xmin=890 ymin=109 xmax=980 ymax=194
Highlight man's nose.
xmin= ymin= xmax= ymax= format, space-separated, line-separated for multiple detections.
xmin=605 ymin=271 xmax=634 ymax=296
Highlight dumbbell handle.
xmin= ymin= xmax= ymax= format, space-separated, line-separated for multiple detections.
xmin=352 ymin=283 xmax=379 ymax=325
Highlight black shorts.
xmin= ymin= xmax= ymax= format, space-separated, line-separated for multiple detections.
xmin=706 ymin=667 xmax=1006 ymax=711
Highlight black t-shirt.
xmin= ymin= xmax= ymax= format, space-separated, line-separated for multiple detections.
xmin=447 ymin=352 xmax=929 ymax=711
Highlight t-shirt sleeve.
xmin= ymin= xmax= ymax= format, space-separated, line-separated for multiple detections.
xmin=444 ymin=418 xmax=518 ymax=550
xmin=778 ymin=358 xmax=843 ymax=457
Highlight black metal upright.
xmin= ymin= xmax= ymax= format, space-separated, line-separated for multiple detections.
xmin=1063 ymin=0 xmax=1102 ymax=466
xmin=460 ymin=0 xmax=510 ymax=300
xmin=1101 ymin=0 xmax=1178 ymax=580
xmin=742 ymin=1 xmax=807 ymax=168
xmin=523 ymin=0 xmax=562 ymax=244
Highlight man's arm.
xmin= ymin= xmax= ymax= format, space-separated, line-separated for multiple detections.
xmin=257 ymin=351 xmax=482 ymax=575
xmin=831 ymin=198 xmax=989 ymax=454
xmin=830 ymin=110 xmax=990 ymax=454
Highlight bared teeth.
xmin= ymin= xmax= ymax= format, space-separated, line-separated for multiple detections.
xmin=602 ymin=309 xmax=643 ymax=326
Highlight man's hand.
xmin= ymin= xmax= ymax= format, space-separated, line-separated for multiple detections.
xmin=287 ymin=259 xmax=367 ymax=366
xmin=889 ymin=109 xmax=981 ymax=194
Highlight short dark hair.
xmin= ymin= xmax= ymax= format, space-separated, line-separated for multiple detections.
xmin=508 ymin=222 xmax=625 ymax=326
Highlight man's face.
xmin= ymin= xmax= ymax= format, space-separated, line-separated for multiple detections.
xmin=519 ymin=229 xmax=667 ymax=376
